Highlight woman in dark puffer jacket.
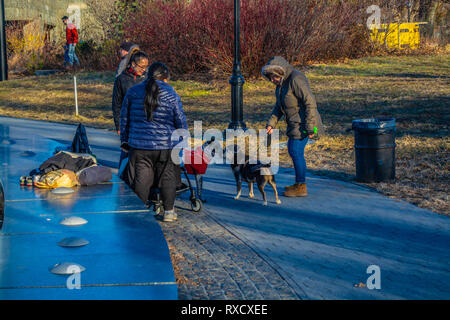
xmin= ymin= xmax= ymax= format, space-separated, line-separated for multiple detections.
xmin=120 ymin=62 xmax=188 ymax=222
xmin=112 ymin=51 xmax=149 ymax=136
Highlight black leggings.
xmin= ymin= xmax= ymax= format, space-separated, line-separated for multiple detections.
xmin=127 ymin=148 xmax=176 ymax=211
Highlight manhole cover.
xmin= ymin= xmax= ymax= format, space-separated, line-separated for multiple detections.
xmin=52 ymin=187 xmax=75 ymax=195
xmin=1 ymin=139 xmax=15 ymax=145
xmin=50 ymin=262 xmax=85 ymax=275
xmin=60 ymin=216 xmax=88 ymax=226
xmin=58 ymin=237 xmax=89 ymax=247
xmin=20 ymin=151 xmax=36 ymax=157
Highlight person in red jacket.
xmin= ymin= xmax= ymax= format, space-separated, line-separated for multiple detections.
xmin=62 ymin=16 xmax=80 ymax=69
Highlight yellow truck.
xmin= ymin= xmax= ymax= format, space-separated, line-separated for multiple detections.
xmin=368 ymin=22 xmax=427 ymax=49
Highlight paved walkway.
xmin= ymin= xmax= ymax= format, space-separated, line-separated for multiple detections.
xmin=200 ymin=165 xmax=450 ymax=299
xmin=1 ymin=117 xmax=449 ymax=300
xmin=157 ymin=202 xmax=298 ymax=300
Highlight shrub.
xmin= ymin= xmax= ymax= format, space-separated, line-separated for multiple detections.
xmin=124 ymin=0 xmax=378 ymax=77
xmin=6 ymin=21 xmax=46 ymax=74
xmin=125 ymin=0 xmax=200 ymax=74
xmin=75 ymin=39 xmax=120 ymax=71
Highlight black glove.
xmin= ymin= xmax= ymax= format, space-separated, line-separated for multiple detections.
xmin=120 ymin=142 xmax=130 ymax=153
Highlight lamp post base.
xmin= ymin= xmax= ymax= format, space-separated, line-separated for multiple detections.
xmin=227 ymin=121 xmax=247 ymax=131
xmin=229 ymin=72 xmax=246 ymax=130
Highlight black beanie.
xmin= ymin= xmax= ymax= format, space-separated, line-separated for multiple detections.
xmin=120 ymin=42 xmax=134 ymax=52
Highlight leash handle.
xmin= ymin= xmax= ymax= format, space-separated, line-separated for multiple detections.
xmin=266 ymin=133 xmax=272 ymax=147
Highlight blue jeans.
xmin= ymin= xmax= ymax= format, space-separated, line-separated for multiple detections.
xmin=64 ymin=43 xmax=80 ymax=67
xmin=287 ymin=138 xmax=309 ymax=184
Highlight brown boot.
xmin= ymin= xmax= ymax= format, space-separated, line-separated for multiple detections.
xmin=283 ymin=183 xmax=307 ymax=197
xmin=284 ymin=183 xmax=298 ymax=192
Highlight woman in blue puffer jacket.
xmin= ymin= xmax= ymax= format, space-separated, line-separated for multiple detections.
xmin=120 ymin=62 xmax=188 ymax=222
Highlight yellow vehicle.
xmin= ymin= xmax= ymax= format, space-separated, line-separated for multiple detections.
xmin=368 ymin=22 xmax=427 ymax=49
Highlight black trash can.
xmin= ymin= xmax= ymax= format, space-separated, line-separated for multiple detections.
xmin=352 ymin=118 xmax=396 ymax=183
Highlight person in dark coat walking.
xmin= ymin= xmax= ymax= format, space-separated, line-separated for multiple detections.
xmin=112 ymin=51 xmax=149 ymax=135
xmin=262 ymin=56 xmax=324 ymax=198
xmin=120 ymin=62 xmax=188 ymax=222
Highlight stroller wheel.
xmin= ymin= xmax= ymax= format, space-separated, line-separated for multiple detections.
xmin=191 ymin=198 xmax=202 ymax=212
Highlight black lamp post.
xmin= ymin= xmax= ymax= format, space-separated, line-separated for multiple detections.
xmin=0 ymin=0 xmax=7 ymax=81
xmin=228 ymin=0 xmax=246 ymax=130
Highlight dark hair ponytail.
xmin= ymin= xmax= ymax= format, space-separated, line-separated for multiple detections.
xmin=144 ymin=62 xmax=170 ymax=122
xmin=144 ymin=78 xmax=159 ymax=121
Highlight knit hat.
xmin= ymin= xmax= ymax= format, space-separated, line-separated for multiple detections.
xmin=120 ymin=42 xmax=134 ymax=52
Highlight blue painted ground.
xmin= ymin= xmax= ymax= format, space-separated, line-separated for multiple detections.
xmin=1 ymin=117 xmax=449 ymax=300
xmin=0 ymin=117 xmax=177 ymax=300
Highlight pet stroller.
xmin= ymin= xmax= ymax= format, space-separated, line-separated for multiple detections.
xmin=150 ymin=138 xmax=215 ymax=215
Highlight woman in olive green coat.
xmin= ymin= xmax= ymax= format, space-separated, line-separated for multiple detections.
xmin=262 ymin=56 xmax=324 ymax=197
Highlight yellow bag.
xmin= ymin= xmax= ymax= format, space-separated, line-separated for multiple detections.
xmin=34 ymin=169 xmax=80 ymax=189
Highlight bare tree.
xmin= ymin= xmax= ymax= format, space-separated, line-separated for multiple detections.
xmin=85 ymin=0 xmax=124 ymax=41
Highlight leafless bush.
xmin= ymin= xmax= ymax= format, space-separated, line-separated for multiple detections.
xmin=124 ymin=0 xmax=381 ymax=77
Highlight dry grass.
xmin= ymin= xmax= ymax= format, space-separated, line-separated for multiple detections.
xmin=0 ymin=54 xmax=448 ymax=215
xmin=0 ymin=72 xmax=114 ymax=127
xmin=278 ymin=135 xmax=449 ymax=215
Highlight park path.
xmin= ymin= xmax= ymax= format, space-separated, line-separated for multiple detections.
xmin=200 ymin=165 xmax=450 ymax=299
xmin=1 ymin=117 xmax=449 ymax=300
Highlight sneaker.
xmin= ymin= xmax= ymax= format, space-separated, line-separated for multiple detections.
xmin=163 ymin=210 xmax=177 ymax=222
xmin=32 ymin=175 xmax=41 ymax=185
xmin=26 ymin=176 xmax=33 ymax=187
xmin=153 ymin=204 xmax=164 ymax=217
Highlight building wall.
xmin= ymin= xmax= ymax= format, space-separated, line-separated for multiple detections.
xmin=5 ymin=0 xmax=91 ymax=43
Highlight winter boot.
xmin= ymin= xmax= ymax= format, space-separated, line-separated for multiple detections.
xmin=284 ymin=183 xmax=299 ymax=192
xmin=283 ymin=183 xmax=307 ymax=197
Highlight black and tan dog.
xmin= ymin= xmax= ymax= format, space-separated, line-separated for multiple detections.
xmin=231 ymin=154 xmax=281 ymax=206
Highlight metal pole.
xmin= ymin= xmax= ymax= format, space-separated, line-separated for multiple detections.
xmin=74 ymin=76 xmax=79 ymax=116
xmin=407 ymin=1 xmax=412 ymax=23
xmin=0 ymin=0 xmax=8 ymax=81
xmin=228 ymin=0 xmax=246 ymax=130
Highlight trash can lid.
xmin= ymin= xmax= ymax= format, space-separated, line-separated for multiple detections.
xmin=352 ymin=118 xmax=396 ymax=130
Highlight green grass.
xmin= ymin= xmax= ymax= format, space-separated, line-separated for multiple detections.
xmin=0 ymin=54 xmax=449 ymax=215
